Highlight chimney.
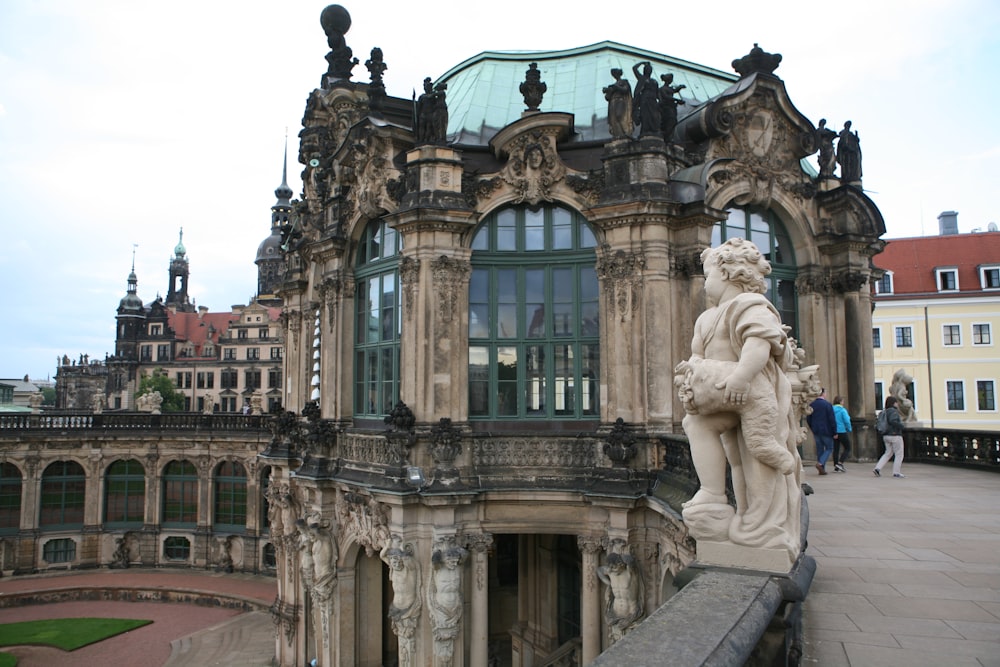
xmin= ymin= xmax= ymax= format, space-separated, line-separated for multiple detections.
xmin=198 ymin=306 xmax=208 ymax=319
xmin=938 ymin=211 xmax=959 ymax=235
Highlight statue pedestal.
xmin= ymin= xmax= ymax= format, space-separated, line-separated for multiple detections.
xmin=695 ymin=542 xmax=795 ymax=574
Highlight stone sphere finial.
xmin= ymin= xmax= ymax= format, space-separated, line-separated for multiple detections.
xmin=320 ymin=5 xmax=352 ymax=37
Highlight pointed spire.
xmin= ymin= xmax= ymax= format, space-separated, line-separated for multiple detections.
xmin=274 ymin=130 xmax=294 ymax=204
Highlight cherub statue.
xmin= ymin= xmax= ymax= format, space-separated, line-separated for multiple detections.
xmin=675 ymin=237 xmax=802 ymax=568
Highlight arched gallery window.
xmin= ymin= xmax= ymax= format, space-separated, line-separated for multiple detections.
xmin=354 ymin=219 xmax=401 ymax=418
xmin=40 ymin=461 xmax=86 ymax=529
xmin=162 ymin=460 xmax=198 ymax=526
xmin=0 ymin=463 xmax=22 ymax=533
xmin=104 ymin=459 xmax=146 ymax=526
xmin=469 ymin=205 xmax=599 ymax=419
xmin=214 ymin=461 xmax=247 ymax=529
xmin=713 ymin=206 xmax=798 ymax=337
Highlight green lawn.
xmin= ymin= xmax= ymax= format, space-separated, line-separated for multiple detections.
xmin=0 ymin=653 xmax=14 ymax=667
xmin=0 ymin=617 xmax=151 ymax=651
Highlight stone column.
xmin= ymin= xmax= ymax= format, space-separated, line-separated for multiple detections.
xmin=578 ymin=536 xmax=604 ymax=664
xmin=467 ymin=534 xmax=493 ymax=667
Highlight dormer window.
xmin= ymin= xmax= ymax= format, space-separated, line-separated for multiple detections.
xmin=874 ymin=271 xmax=893 ymax=295
xmin=936 ymin=267 xmax=958 ymax=292
xmin=150 ymin=324 xmax=162 ymax=336
xmin=979 ymin=265 xmax=1000 ymax=289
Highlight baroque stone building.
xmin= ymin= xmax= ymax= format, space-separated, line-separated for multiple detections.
xmin=264 ymin=7 xmax=884 ymax=666
xmin=56 ymin=156 xmax=292 ymax=414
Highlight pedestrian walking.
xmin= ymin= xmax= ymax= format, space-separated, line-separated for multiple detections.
xmin=807 ymin=388 xmax=836 ymax=475
xmin=874 ymin=396 xmax=905 ymax=478
xmin=832 ymin=395 xmax=852 ymax=472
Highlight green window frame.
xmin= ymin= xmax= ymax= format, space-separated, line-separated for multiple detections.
xmin=164 ymin=535 xmax=191 ymax=561
xmin=42 ymin=538 xmax=76 ymax=564
xmin=104 ymin=459 xmax=146 ymax=526
xmin=0 ymin=463 xmax=22 ymax=533
xmin=354 ymin=220 xmax=401 ymax=418
xmin=162 ymin=460 xmax=198 ymax=526
xmin=469 ymin=205 xmax=600 ymax=420
xmin=40 ymin=461 xmax=86 ymax=529
xmin=214 ymin=461 xmax=247 ymax=529
xmin=713 ymin=207 xmax=798 ymax=338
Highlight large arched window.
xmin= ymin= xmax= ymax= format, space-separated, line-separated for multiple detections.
xmin=469 ymin=205 xmax=599 ymax=420
xmin=214 ymin=461 xmax=247 ymax=529
xmin=354 ymin=219 xmax=401 ymax=418
xmin=162 ymin=460 xmax=198 ymax=526
xmin=104 ymin=459 xmax=145 ymax=526
xmin=40 ymin=461 xmax=86 ymax=529
xmin=0 ymin=463 xmax=22 ymax=534
xmin=713 ymin=207 xmax=798 ymax=337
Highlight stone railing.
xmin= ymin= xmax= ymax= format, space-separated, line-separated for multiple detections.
xmin=0 ymin=412 xmax=269 ymax=433
xmin=591 ymin=555 xmax=815 ymax=667
xmin=902 ymin=427 xmax=1000 ymax=470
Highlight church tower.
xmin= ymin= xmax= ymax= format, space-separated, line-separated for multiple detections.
xmin=165 ymin=228 xmax=194 ymax=312
xmin=255 ymin=139 xmax=291 ymax=305
xmin=115 ymin=251 xmax=146 ymax=360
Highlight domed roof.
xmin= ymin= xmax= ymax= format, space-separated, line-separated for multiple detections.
xmin=118 ymin=292 xmax=144 ymax=312
xmin=439 ymin=41 xmax=736 ymax=145
xmin=174 ymin=228 xmax=186 ymax=257
xmin=256 ymin=231 xmax=284 ymax=263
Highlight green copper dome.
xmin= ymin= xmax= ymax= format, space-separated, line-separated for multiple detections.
xmin=438 ymin=41 xmax=737 ymax=145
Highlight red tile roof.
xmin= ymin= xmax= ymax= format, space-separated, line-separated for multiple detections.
xmin=877 ymin=232 xmax=1000 ymax=296
xmin=167 ymin=312 xmax=238 ymax=352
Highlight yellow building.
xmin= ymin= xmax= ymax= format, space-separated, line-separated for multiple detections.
xmin=873 ymin=213 xmax=1000 ymax=429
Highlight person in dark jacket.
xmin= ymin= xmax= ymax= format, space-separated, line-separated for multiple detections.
xmin=807 ymin=388 xmax=837 ymax=475
xmin=874 ymin=396 xmax=906 ymax=478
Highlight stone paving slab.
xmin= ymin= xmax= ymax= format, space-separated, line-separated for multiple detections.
xmin=803 ymin=462 xmax=1000 ymax=666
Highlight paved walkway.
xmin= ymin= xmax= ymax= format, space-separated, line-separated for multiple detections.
xmin=802 ymin=462 xmax=1000 ymax=667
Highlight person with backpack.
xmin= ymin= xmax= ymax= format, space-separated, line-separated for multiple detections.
xmin=874 ymin=396 xmax=906 ymax=478
xmin=832 ymin=395 xmax=853 ymax=472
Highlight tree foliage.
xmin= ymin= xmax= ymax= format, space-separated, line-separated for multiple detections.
xmin=136 ymin=369 xmax=185 ymax=412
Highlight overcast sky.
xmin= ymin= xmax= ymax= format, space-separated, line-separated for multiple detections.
xmin=2 ymin=0 xmax=998 ymax=383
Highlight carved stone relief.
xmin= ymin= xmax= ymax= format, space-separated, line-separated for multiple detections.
xmin=431 ymin=256 xmax=471 ymax=325
xmin=399 ymin=256 xmax=421 ymax=321
xmin=336 ymin=491 xmax=390 ymax=557
xmin=472 ymin=438 xmax=596 ymax=468
xmin=596 ymin=247 xmax=646 ymax=322
xmin=499 ymin=129 xmax=567 ymax=205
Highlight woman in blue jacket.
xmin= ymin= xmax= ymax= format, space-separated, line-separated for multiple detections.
xmin=832 ymin=395 xmax=852 ymax=472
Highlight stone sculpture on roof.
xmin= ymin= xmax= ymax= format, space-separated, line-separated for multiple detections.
xmin=657 ymin=72 xmax=686 ymax=142
xmin=837 ymin=120 xmax=862 ymax=183
xmin=519 ymin=62 xmax=547 ymax=111
xmin=632 ymin=61 xmax=661 ymax=137
xmin=603 ymin=68 xmax=633 ymax=139
xmin=815 ymin=118 xmax=838 ymax=178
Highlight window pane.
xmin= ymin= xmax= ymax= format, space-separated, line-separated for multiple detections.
xmin=497 ymin=209 xmax=516 ymax=250
xmin=469 ymin=347 xmax=489 ymax=416
xmin=497 ymin=347 xmax=518 ymax=416
xmin=525 ymin=269 xmax=545 ymax=338
xmin=497 ymin=269 xmax=517 ymax=338
xmin=552 ymin=207 xmax=573 ymax=249
xmin=525 ymin=345 xmax=546 ymax=415
xmin=525 ymin=208 xmax=544 ymax=250
xmin=553 ymin=344 xmax=574 ymax=414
